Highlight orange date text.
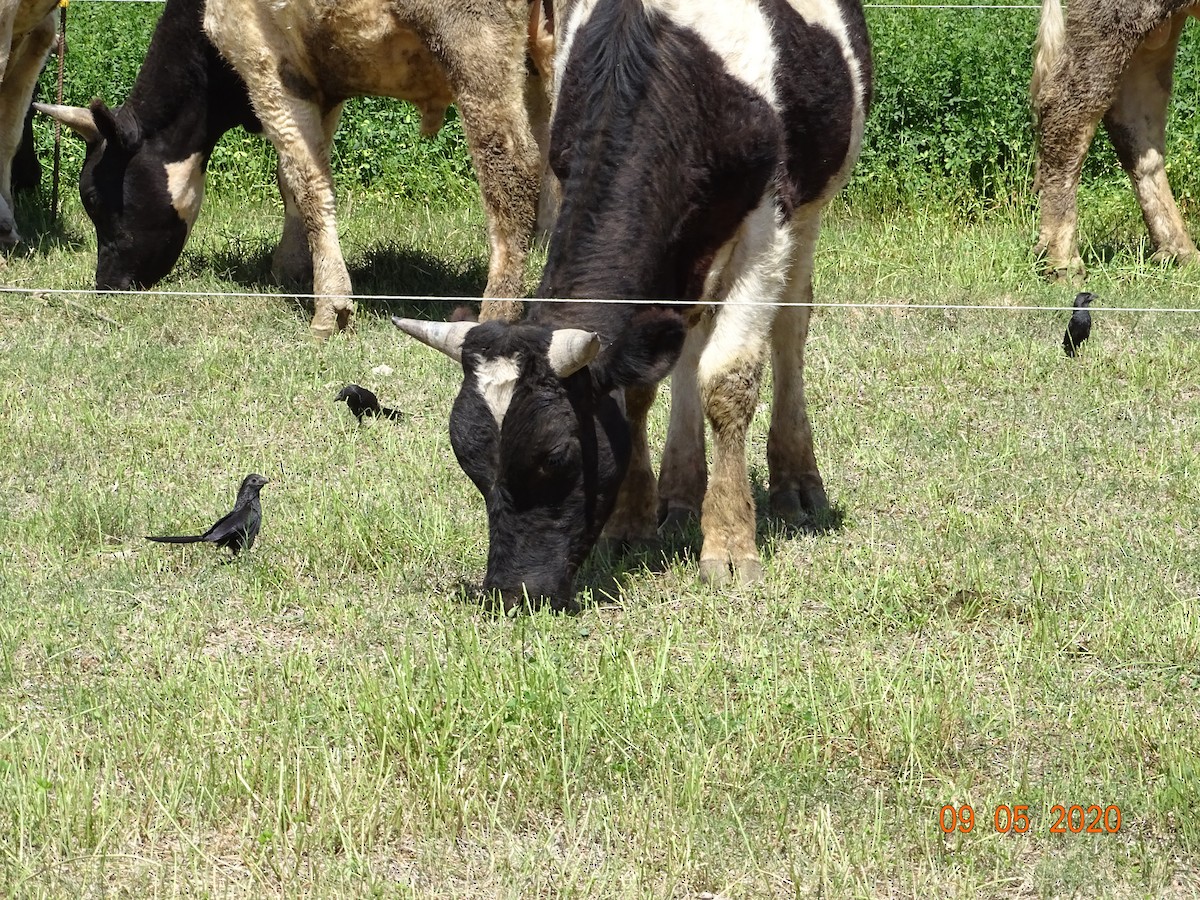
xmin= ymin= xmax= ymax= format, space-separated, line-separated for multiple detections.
xmin=938 ymin=804 xmax=1121 ymax=834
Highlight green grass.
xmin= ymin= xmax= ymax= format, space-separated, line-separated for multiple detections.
xmin=1 ymin=183 xmax=1199 ymax=898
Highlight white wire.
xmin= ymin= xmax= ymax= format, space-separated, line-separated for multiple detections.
xmin=864 ymin=3 xmax=1038 ymax=7
xmin=9 ymin=285 xmax=1199 ymax=314
xmin=72 ymin=0 xmax=1041 ymax=5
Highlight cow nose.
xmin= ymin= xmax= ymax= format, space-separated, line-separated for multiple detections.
xmin=481 ymin=580 xmax=576 ymax=614
xmin=95 ymin=275 xmax=132 ymax=291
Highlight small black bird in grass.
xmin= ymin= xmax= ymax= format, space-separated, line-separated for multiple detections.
xmin=146 ymin=473 xmax=269 ymax=558
xmin=1063 ymin=291 xmax=1095 ymax=357
xmin=335 ymin=384 xmax=403 ymax=422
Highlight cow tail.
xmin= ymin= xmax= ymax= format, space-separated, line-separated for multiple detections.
xmin=1030 ymin=0 xmax=1065 ymax=115
xmin=1030 ymin=0 xmax=1064 ymax=192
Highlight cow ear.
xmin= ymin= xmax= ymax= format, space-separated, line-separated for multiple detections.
xmin=33 ymin=103 xmax=102 ymax=144
xmin=547 ymin=328 xmax=600 ymax=377
xmin=593 ymin=308 xmax=688 ymax=390
xmin=392 ymin=316 xmax=476 ymax=362
xmin=89 ymin=99 xmax=141 ymax=152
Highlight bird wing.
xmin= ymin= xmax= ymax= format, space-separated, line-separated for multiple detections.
xmin=201 ymin=501 xmax=253 ymax=544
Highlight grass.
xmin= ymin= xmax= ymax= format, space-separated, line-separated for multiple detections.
xmin=1 ymin=180 xmax=1199 ymax=898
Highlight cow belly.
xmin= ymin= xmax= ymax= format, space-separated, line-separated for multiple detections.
xmin=209 ymin=0 xmax=454 ymax=111
xmin=11 ymin=0 xmax=58 ymax=38
xmin=312 ymin=19 xmax=454 ymax=111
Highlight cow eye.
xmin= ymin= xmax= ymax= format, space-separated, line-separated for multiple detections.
xmin=538 ymin=444 xmax=575 ymax=476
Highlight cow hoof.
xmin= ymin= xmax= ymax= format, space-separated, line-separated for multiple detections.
xmin=479 ymin=299 xmax=525 ymax=323
xmin=310 ymin=319 xmax=335 ymax=342
xmin=699 ymin=556 xmax=763 ymax=587
xmin=1033 ymin=242 xmax=1085 ymax=282
xmin=1150 ymin=247 xmax=1199 ymax=267
xmin=1037 ymin=258 xmax=1085 ymax=282
xmin=770 ymin=477 xmax=829 ymax=525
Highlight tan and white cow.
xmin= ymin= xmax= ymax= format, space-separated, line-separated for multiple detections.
xmin=0 ymin=0 xmax=56 ymax=244
xmin=1032 ymin=0 xmax=1200 ymax=276
xmin=42 ymin=0 xmax=550 ymax=337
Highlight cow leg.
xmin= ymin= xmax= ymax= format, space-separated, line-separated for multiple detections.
xmin=0 ymin=14 xmax=55 ymax=244
xmin=696 ymin=205 xmax=790 ymax=586
xmin=272 ymin=169 xmax=312 ymax=286
xmin=768 ymin=211 xmax=828 ymax=524
xmin=271 ymin=104 xmax=342 ymax=287
xmin=658 ymin=316 xmax=711 ymax=533
xmin=263 ymin=96 xmax=352 ymax=340
xmin=432 ymin=21 xmax=541 ymax=323
xmin=1104 ymin=14 xmax=1196 ymax=266
xmin=600 ymin=383 xmax=660 ymax=551
xmin=1033 ymin=29 xmax=1140 ymax=277
xmin=206 ymin=7 xmax=353 ymax=340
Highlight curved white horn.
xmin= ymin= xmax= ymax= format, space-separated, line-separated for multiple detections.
xmin=547 ymin=328 xmax=601 ymax=377
xmin=34 ymin=103 xmax=102 ymax=144
xmin=392 ymin=316 xmax=476 ymax=362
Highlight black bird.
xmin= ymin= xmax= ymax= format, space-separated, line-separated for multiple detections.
xmin=335 ymin=384 xmax=403 ymax=422
xmin=1063 ymin=291 xmax=1095 ymax=357
xmin=146 ymin=473 xmax=269 ymax=558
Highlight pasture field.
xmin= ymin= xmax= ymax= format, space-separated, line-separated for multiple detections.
xmin=2 ymin=183 xmax=1200 ymax=899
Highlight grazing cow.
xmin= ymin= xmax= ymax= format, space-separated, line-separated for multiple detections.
xmin=13 ymin=97 xmax=42 ymax=193
xmin=395 ymin=0 xmax=871 ymax=611
xmin=0 ymin=0 xmax=56 ymax=242
xmin=39 ymin=0 xmax=549 ymax=338
xmin=1032 ymin=0 xmax=1200 ymax=276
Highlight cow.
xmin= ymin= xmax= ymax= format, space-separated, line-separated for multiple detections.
xmin=0 ymin=0 xmax=57 ymax=242
xmin=38 ymin=0 xmax=551 ymax=339
xmin=394 ymin=0 xmax=872 ymax=611
xmin=1031 ymin=0 xmax=1200 ymax=277
xmin=13 ymin=97 xmax=42 ymax=193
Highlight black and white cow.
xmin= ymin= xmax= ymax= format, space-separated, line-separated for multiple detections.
xmin=395 ymin=0 xmax=872 ymax=611
xmin=39 ymin=0 xmax=550 ymax=338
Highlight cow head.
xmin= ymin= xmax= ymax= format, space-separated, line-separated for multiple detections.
xmin=36 ymin=100 xmax=203 ymax=291
xmin=394 ymin=310 xmax=685 ymax=612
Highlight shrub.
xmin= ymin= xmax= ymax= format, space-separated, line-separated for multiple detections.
xmin=34 ymin=1 xmax=1200 ymax=216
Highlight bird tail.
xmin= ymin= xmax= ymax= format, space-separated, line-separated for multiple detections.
xmin=145 ymin=534 xmax=205 ymax=544
xmin=380 ymin=406 xmax=405 ymax=421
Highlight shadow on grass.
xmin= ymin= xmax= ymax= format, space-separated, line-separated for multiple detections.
xmin=442 ymin=541 xmax=682 ymax=618
xmin=184 ymin=239 xmax=493 ymax=326
xmin=12 ymin=192 xmax=88 ymax=255
xmin=443 ymin=481 xmax=850 ymax=618
xmin=750 ymin=468 xmax=847 ymax=537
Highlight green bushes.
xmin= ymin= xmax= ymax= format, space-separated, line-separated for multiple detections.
xmin=35 ymin=2 xmax=1200 ymax=214
xmin=39 ymin=3 xmax=477 ymax=205
xmin=861 ymin=4 xmax=1200 ymax=215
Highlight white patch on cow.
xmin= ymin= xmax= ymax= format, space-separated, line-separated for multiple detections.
xmin=698 ymin=199 xmax=793 ymax=384
xmin=554 ymin=0 xmax=599 ymax=86
xmin=164 ymin=153 xmax=206 ymax=233
xmin=650 ymin=0 xmax=780 ymax=105
xmin=555 ymin=0 xmax=868 ymax=202
xmin=473 ymin=354 xmax=523 ymax=427
xmin=556 ymin=0 xmax=777 ymax=104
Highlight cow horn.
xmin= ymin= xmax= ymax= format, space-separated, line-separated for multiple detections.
xmin=34 ymin=103 xmax=102 ymax=144
xmin=392 ymin=316 xmax=476 ymax=362
xmin=547 ymin=328 xmax=601 ymax=377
